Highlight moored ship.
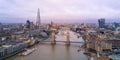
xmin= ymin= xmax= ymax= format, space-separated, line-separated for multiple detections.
xmin=18 ymin=48 xmax=36 ymax=56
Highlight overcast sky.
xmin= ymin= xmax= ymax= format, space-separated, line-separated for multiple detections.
xmin=0 ymin=0 xmax=120 ymax=23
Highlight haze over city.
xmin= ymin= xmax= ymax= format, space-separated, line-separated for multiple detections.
xmin=0 ymin=0 xmax=120 ymax=23
xmin=1 ymin=0 xmax=120 ymax=60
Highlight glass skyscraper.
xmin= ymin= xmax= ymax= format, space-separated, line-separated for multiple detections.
xmin=98 ymin=18 xmax=105 ymax=28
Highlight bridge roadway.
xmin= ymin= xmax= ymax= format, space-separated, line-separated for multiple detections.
xmin=39 ymin=40 xmax=85 ymax=44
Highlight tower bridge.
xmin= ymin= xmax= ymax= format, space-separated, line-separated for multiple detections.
xmin=39 ymin=29 xmax=85 ymax=45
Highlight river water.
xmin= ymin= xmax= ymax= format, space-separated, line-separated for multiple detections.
xmin=5 ymin=30 xmax=91 ymax=60
xmin=6 ymin=43 xmax=89 ymax=60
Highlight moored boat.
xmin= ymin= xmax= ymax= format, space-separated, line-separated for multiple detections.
xmin=18 ymin=48 xmax=36 ymax=56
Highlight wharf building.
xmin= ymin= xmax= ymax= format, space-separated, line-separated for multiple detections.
xmin=0 ymin=42 xmax=28 ymax=59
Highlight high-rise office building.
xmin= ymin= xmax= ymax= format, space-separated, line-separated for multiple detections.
xmin=0 ymin=23 xmax=3 ymax=32
xmin=114 ymin=22 xmax=119 ymax=28
xmin=36 ymin=8 xmax=41 ymax=29
xmin=98 ymin=18 xmax=105 ymax=28
xmin=26 ymin=20 xmax=31 ymax=29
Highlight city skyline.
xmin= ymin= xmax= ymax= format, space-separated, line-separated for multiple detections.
xmin=0 ymin=0 xmax=120 ymax=23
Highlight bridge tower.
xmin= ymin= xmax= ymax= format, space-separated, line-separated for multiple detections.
xmin=66 ymin=32 xmax=70 ymax=45
xmin=51 ymin=31 xmax=56 ymax=44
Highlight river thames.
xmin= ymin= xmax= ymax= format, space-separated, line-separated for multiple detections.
xmin=5 ymin=30 xmax=91 ymax=60
xmin=6 ymin=43 xmax=89 ymax=60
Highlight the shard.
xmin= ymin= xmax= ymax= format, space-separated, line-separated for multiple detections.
xmin=36 ymin=8 xmax=41 ymax=29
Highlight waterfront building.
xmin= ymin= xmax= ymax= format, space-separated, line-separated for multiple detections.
xmin=0 ymin=42 xmax=28 ymax=59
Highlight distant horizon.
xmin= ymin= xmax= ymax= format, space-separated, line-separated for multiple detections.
xmin=0 ymin=0 xmax=120 ymax=23
xmin=0 ymin=19 xmax=120 ymax=24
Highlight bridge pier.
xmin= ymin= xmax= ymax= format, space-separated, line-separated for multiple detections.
xmin=66 ymin=32 xmax=70 ymax=45
xmin=51 ymin=31 xmax=56 ymax=44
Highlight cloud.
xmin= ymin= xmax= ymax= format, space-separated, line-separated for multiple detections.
xmin=0 ymin=0 xmax=120 ymax=23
